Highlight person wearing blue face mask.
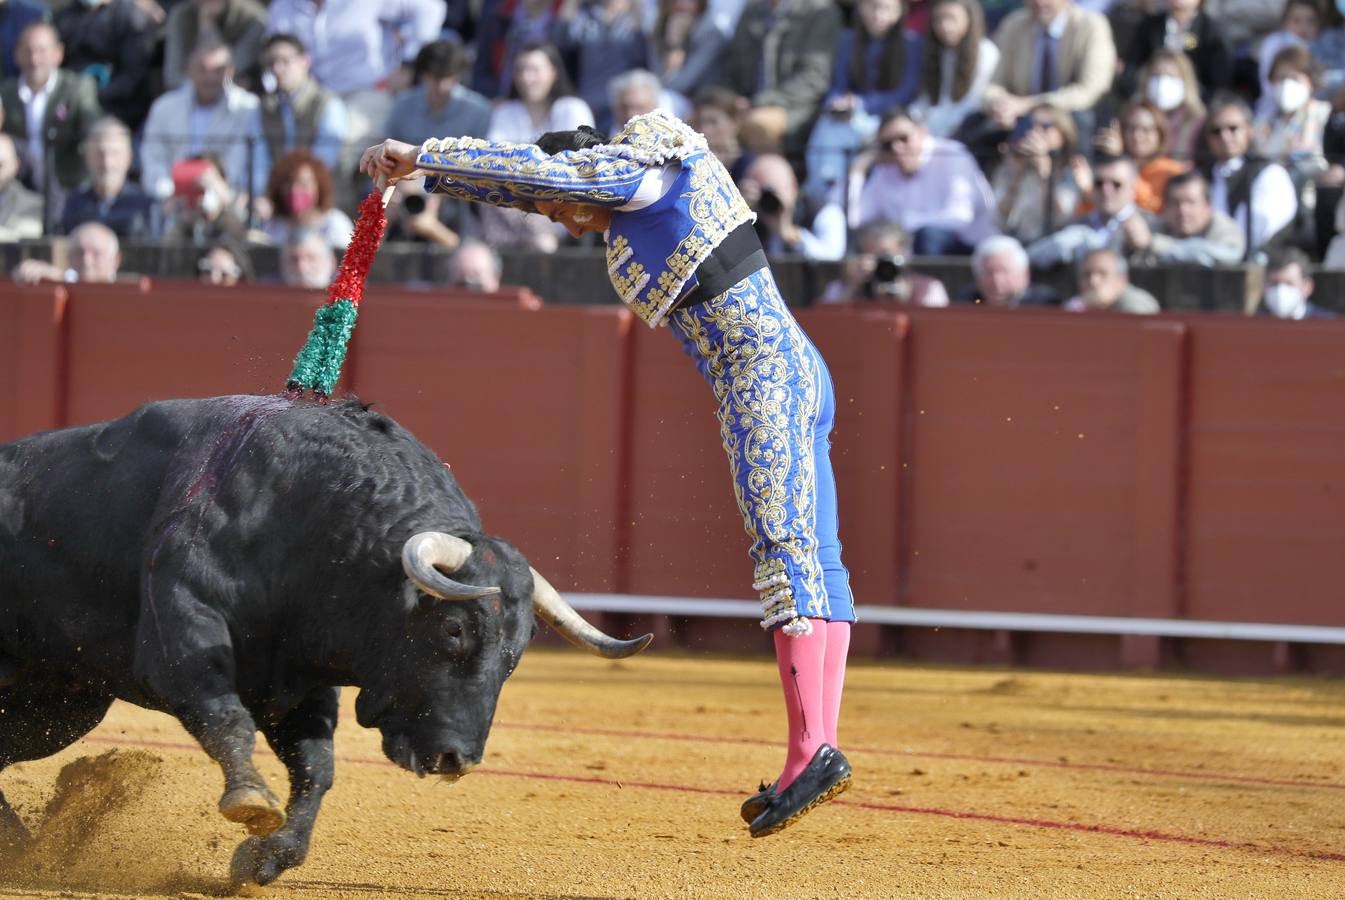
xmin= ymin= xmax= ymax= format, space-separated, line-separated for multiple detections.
xmin=1258 ymin=247 xmax=1336 ymax=319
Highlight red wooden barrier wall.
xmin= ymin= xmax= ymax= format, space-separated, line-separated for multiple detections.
xmin=5 ymin=280 xmax=1345 ymax=672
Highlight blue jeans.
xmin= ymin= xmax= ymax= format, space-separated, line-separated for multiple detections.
xmin=668 ymin=268 xmax=856 ymax=626
xmin=912 ymin=226 xmax=974 ymax=256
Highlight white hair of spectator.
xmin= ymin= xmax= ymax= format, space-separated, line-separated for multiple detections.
xmin=71 ymin=221 xmax=120 ymax=257
xmin=608 ymin=69 xmax=664 ymax=112
xmin=448 ymin=240 xmax=503 ymax=293
xmin=972 ymin=235 xmax=1028 ymax=278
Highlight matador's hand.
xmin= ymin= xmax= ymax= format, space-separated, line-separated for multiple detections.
xmin=359 ymin=139 xmax=423 ymax=184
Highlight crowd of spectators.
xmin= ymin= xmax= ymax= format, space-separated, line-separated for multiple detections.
xmin=2 ymin=0 xmax=1344 ymax=320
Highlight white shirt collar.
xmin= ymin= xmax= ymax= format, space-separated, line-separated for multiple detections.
xmin=17 ymin=69 xmax=58 ymax=104
xmin=1044 ymin=10 xmax=1068 ymax=39
xmin=1214 ymin=156 xmax=1246 ymax=179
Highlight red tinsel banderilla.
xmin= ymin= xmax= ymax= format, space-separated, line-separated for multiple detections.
xmin=285 ymin=181 xmax=396 ymax=399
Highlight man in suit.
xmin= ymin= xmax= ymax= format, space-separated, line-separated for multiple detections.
xmin=0 ymin=21 xmax=101 ymax=195
xmin=982 ymin=0 xmax=1117 ymax=135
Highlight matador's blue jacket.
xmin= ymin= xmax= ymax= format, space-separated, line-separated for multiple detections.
xmin=415 ymin=111 xmax=754 ymax=327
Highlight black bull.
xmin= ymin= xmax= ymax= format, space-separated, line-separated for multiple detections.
xmin=0 ymin=395 xmax=650 ymax=887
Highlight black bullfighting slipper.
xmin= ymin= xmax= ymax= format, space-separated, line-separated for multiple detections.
xmin=739 ymin=780 xmax=777 ymax=823
xmin=748 ymin=744 xmax=852 ymax=838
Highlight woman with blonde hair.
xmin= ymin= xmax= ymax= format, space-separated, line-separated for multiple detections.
xmin=1138 ymin=49 xmax=1206 ymax=162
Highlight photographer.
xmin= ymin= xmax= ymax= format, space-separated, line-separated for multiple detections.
xmin=737 ymin=152 xmax=847 ymax=261
xmin=819 ymin=220 xmax=949 ymax=306
xmin=385 ymin=177 xmax=473 ymax=250
xmin=991 ymin=103 xmax=1086 ymax=244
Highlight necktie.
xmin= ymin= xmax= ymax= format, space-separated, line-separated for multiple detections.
xmin=1038 ymin=31 xmax=1056 ymax=94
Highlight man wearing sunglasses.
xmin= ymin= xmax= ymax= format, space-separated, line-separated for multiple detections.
xmin=1026 ymin=153 xmax=1157 ymax=269
xmin=849 ymin=106 xmax=998 ymax=255
xmin=1201 ymin=94 xmax=1297 ymax=260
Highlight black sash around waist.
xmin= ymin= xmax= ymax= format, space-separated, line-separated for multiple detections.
xmin=673 ymin=222 xmax=768 ymax=311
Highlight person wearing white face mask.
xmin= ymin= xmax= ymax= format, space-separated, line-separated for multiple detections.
xmin=1258 ymin=247 xmax=1335 ymax=319
xmin=1252 ymin=44 xmax=1330 ymax=182
xmin=1120 ymin=0 xmax=1232 ymax=102
xmin=1138 ymin=49 xmax=1206 ymax=162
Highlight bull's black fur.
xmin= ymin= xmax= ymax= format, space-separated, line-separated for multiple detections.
xmin=0 ymin=395 xmax=539 ymax=886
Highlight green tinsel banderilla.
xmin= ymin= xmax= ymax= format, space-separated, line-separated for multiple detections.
xmin=287 ymin=298 xmax=358 ymax=397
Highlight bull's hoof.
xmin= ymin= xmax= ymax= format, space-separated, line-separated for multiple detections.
xmin=219 ymin=785 xmax=285 ymax=836
xmin=228 ymin=834 xmax=302 ymax=892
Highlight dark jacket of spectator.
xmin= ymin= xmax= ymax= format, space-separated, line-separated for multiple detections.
xmin=60 ymin=181 xmax=154 ymax=238
xmin=164 ymin=0 xmax=270 ymax=92
xmin=717 ymin=0 xmax=842 ymax=148
xmin=0 ymin=0 xmax=48 ymax=81
xmin=53 ymin=0 xmax=157 ymax=129
xmin=954 ymin=280 xmax=1060 ymax=306
xmin=1120 ymin=11 xmax=1232 ymax=101
xmin=0 ymin=69 xmax=102 ymax=190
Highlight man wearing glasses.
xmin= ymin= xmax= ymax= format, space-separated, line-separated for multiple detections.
xmin=1025 ymin=154 xmax=1158 ymax=269
xmin=848 ymin=106 xmax=998 ymax=255
xmin=1202 ymin=94 xmax=1297 ymax=260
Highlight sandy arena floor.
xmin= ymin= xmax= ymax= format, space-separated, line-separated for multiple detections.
xmin=1 ymin=648 xmax=1344 ymax=899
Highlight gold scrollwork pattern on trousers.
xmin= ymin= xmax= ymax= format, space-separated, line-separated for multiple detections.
xmin=671 ymin=270 xmax=828 ymax=623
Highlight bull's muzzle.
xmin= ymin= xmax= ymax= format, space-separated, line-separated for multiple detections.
xmin=384 ymin=732 xmax=481 ymax=780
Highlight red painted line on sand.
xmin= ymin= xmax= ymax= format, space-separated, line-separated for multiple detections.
xmin=495 ymin=721 xmax=1345 ymax=793
xmin=79 ymin=734 xmax=1344 ymax=864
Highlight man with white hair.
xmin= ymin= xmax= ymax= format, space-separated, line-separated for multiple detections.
xmin=956 ymin=235 xmax=1060 ymax=307
xmin=608 ymin=69 xmax=683 ymax=130
xmin=447 ymin=239 xmax=503 ymax=293
xmin=60 ymin=116 xmax=155 ymax=236
xmin=11 ymin=220 xmax=122 ymax=284
xmin=280 ymin=227 xmax=336 ymax=290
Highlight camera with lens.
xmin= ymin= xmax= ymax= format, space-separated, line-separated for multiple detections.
xmin=757 ymin=187 xmax=784 ymax=217
xmin=864 ymin=253 xmax=906 ymax=298
xmin=402 ymin=193 xmax=427 ymax=216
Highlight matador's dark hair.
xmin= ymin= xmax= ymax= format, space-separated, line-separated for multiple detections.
xmin=537 ymin=125 xmax=609 ymax=156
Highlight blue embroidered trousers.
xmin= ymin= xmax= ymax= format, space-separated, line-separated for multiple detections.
xmin=667 ymin=267 xmax=856 ymax=627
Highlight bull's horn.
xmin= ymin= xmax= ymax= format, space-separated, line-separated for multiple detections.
xmin=402 ymin=532 xmax=501 ymax=601
xmin=530 ymin=567 xmax=653 ymax=658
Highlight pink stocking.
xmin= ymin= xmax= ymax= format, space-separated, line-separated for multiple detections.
xmin=772 ymin=623 xmax=827 ymax=791
xmin=822 ymin=621 xmax=851 ymax=748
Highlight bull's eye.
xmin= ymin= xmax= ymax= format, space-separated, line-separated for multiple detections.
xmin=443 ymin=620 xmax=464 ymax=639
